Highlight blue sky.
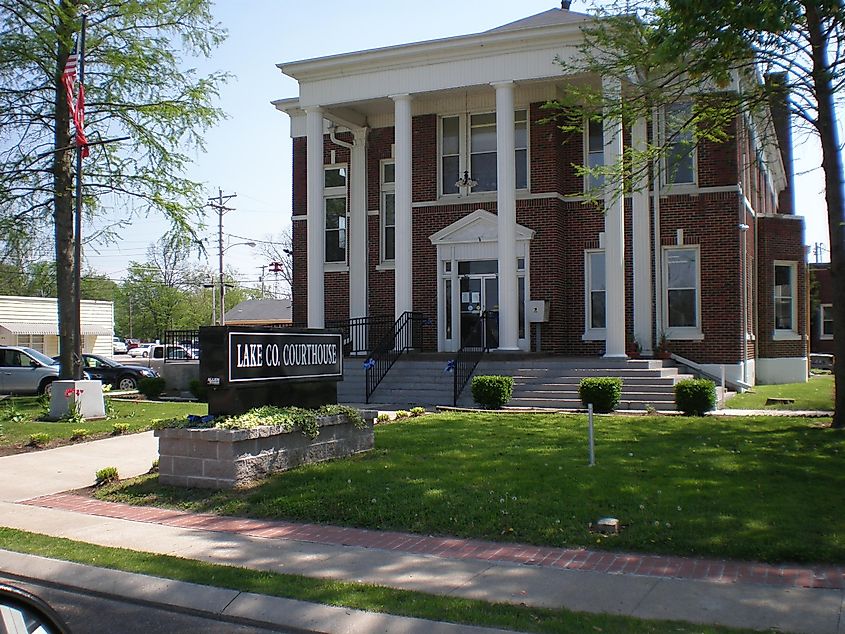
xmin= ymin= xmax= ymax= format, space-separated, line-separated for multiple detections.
xmin=87 ymin=0 xmax=832 ymax=285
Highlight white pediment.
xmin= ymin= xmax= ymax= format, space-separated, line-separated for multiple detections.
xmin=428 ymin=209 xmax=535 ymax=246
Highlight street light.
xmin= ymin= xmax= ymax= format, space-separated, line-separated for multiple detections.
xmin=219 ymin=241 xmax=256 ymax=325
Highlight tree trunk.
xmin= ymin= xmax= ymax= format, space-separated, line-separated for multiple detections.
xmin=806 ymin=1 xmax=845 ymax=427
xmin=53 ymin=4 xmax=77 ymax=380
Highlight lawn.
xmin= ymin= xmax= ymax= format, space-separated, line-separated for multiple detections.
xmin=0 ymin=397 xmax=206 ymax=450
xmin=99 ymin=411 xmax=845 ymax=564
xmin=725 ymin=374 xmax=834 ymax=410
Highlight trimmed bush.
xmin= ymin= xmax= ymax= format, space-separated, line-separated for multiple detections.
xmin=95 ymin=466 xmax=119 ymax=486
xmin=111 ymin=422 xmax=130 ymax=435
xmin=579 ymin=377 xmax=623 ymax=413
xmin=188 ymin=379 xmax=208 ymax=402
xmin=138 ymin=377 xmax=166 ymax=400
xmin=675 ymin=378 xmax=717 ymax=416
xmin=70 ymin=429 xmax=90 ymax=441
xmin=471 ymin=375 xmax=514 ymax=409
xmin=27 ymin=432 xmax=50 ymax=448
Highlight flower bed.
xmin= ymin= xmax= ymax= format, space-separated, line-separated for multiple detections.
xmin=155 ymin=408 xmax=376 ymax=489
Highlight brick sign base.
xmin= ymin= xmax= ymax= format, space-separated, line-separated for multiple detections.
xmin=155 ymin=412 xmax=376 ymax=489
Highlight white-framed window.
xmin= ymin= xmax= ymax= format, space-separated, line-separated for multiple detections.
xmin=585 ymin=117 xmax=604 ymax=191
xmin=663 ymin=246 xmax=701 ymax=337
xmin=439 ymin=110 xmax=528 ymax=197
xmin=380 ymin=160 xmax=395 ymax=263
xmin=820 ymin=303 xmax=833 ymax=340
xmin=324 ymin=165 xmax=347 ymax=263
xmin=15 ymin=334 xmax=44 ymax=353
xmin=663 ymin=102 xmax=696 ymax=185
xmin=584 ymin=250 xmax=606 ymax=338
xmin=774 ymin=261 xmax=797 ymax=334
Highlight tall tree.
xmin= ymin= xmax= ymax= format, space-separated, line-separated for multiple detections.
xmin=555 ymin=0 xmax=843 ymax=426
xmin=258 ymin=229 xmax=293 ymax=299
xmin=0 ymin=1 xmax=227 ymax=378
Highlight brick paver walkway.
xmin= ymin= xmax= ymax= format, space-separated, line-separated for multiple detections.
xmin=24 ymin=493 xmax=845 ymax=591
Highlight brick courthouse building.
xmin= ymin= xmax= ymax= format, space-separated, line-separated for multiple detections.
xmin=274 ymin=4 xmax=808 ymax=387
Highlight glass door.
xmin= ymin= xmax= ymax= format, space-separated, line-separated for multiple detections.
xmin=459 ymin=274 xmax=499 ymax=348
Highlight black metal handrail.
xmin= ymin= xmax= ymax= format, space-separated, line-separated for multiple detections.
xmin=326 ymin=315 xmax=394 ymax=357
xmin=452 ymin=311 xmax=491 ymax=406
xmin=161 ymin=329 xmax=200 ymax=363
xmin=364 ymin=311 xmax=424 ymax=403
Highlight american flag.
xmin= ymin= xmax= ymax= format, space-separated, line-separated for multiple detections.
xmin=60 ymin=38 xmax=89 ymax=157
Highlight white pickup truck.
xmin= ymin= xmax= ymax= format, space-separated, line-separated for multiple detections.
xmin=131 ymin=344 xmax=195 ymax=372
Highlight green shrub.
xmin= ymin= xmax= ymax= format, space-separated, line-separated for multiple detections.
xmin=578 ymin=377 xmax=623 ymax=413
xmin=70 ymin=428 xmax=90 ymax=441
xmin=138 ymin=377 xmax=166 ymax=400
xmin=394 ymin=410 xmax=410 ymax=419
xmin=27 ymin=432 xmax=50 ymax=448
xmin=376 ymin=412 xmax=391 ymax=424
xmin=111 ymin=422 xmax=130 ymax=435
xmin=188 ymin=379 xmax=208 ymax=402
xmin=410 ymin=407 xmax=426 ymax=417
xmin=95 ymin=466 xmax=119 ymax=486
xmin=471 ymin=375 xmax=514 ymax=409
xmin=675 ymin=378 xmax=717 ymax=416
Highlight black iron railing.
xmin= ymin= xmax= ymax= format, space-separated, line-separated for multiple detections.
xmin=364 ymin=311 xmax=424 ymax=403
xmin=326 ymin=315 xmax=394 ymax=357
xmin=452 ymin=311 xmax=492 ymax=406
xmin=161 ymin=329 xmax=200 ymax=363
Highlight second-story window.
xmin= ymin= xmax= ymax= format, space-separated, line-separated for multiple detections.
xmin=586 ymin=117 xmax=604 ymax=191
xmin=324 ymin=166 xmax=347 ymax=263
xmin=439 ymin=110 xmax=528 ymax=196
xmin=664 ymin=102 xmax=696 ymax=185
xmin=381 ymin=161 xmax=395 ymax=262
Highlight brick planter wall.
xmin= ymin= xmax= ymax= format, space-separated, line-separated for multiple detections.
xmin=155 ymin=412 xmax=376 ymax=489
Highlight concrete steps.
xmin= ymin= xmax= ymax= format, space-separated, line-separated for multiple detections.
xmin=338 ymin=355 xmax=695 ymax=411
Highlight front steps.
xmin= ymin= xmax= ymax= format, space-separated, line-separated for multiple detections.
xmin=338 ymin=355 xmax=696 ymax=411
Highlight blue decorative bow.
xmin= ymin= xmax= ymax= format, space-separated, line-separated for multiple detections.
xmin=362 ymin=358 xmax=375 ymax=370
xmin=187 ymin=414 xmax=214 ymax=426
xmin=423 ymin=317 xmax=433 ymax=326
xmin=444 ymin=359 xmax=456 ymax=373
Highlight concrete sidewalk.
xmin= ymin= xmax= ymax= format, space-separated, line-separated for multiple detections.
xmin=0 ymin=431 xmax=843 ymax=634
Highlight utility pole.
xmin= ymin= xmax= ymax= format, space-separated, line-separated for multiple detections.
xmin=258 ymin=264 xmax=267 ymax=298
xmin=207 ymin=189 xmax=237 ymax=325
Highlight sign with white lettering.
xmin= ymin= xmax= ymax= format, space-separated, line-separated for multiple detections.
xmin=227 ymin=331 xmax=343 ymax=383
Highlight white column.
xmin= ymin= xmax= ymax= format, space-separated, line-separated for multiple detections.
xmin=305 ymin=107 xmax=325 ymax=328
xmin=602 ymin=78 xmax=627 ymax=358
xmin=493 ymin=81 xmax=519 ymax=351
xmin=392 ymin=94 xmax=413 ymax=320
xmin=349 ymin=127 xmax=369 ymax=331
xmin=632 ymin=116 xmax=653 ymax=354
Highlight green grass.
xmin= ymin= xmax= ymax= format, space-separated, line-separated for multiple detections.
xmin=725 ymin=375 xmax=834 ymax=411
xmin=0 ymin=397 xmax=207 ymax=448
xmin=0 ymin=527 xmax=756 ymax=634
xmin=98 ymin=411 xmax=845 ymax=564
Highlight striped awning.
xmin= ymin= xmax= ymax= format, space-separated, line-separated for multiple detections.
xmin=0 ymin=322 xmax=112 ymax=336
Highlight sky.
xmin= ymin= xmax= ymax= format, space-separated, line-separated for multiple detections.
xmin=85 ymin=0 xmax=834 ymax=289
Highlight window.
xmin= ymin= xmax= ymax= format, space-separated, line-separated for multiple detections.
xmin=380 ymin=161 xmax=395 ymax=262
xmin=585 ymin=250 xmax=606 ymax=334
xmin=774 ymin=262 xmax=797 ymax=332
xmin=820 ymin=304 xmax=833 ymax=340
xmin=324 ymin=166 xmax=347 ymax=263
xmin=586 ymin=118 xmax=604 ymax=191
xmin=439 ymin=111 xmax=528 ymax=196
xmin=664 ymin=247 xmax=700 ymax=334
xmin=664 ymin=102 xmax=695 ymax=185
xmin=16 ymin=335 xmax=44 ymax=353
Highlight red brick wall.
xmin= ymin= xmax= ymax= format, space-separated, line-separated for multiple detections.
xmin=809 ymin=263 xmax=834 ymax=354
xmin=289 ymin=102 xmax=801 ymax=367
xmin=757 ymin=216 xmax=808 ymax=359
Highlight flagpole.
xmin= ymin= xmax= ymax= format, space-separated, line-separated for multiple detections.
xmin=72 ymin=6 xmax=89 ymax=380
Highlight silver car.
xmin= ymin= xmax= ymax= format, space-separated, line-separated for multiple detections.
xmin=0 ymin=346 xmax=61 ymax=395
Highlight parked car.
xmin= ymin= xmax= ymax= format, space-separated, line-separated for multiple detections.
xmin=53 ymin=353 xmax=158 ymax=391
xmin=0 ymin=346 xmax=60 ymax=395
xmin=127 ymin=343 xmax=154 ymax=358
xmin=124 ymin=338 xmax=141 ymax=352
xmin=113 ymin=336 xmax=128 ymax=354
xmin=143 ymin=344 xmax=194 ymax=361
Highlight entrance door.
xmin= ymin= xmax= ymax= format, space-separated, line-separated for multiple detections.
xmin=459 ymin=274 xmax=499 ymax=348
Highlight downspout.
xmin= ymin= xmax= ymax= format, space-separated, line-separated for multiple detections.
xmin=329 ymin=125 xmax=354 ymax=150
xmin=738 ymin=183 xmax=749 ymax=387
